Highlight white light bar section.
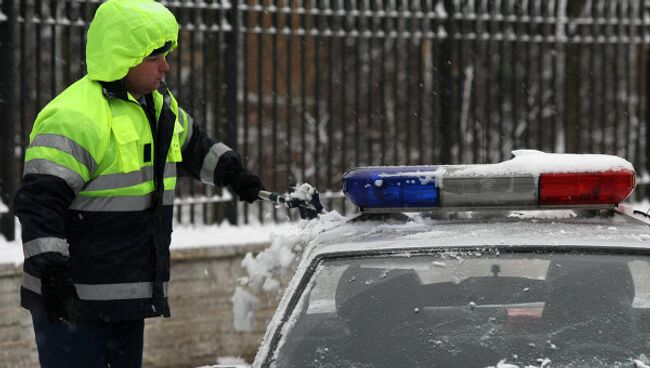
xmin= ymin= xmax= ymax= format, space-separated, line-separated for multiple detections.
xmin=441 ymin=175 xmax=537 ymax=207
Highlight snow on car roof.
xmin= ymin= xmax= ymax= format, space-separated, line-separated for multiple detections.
xmin=442 ymin=149 xmax=634 ymax=177
xmin=371 ymin=150 xmax=634 ymax=180
xmin=306 ymin=209 xmax=650 ymax=258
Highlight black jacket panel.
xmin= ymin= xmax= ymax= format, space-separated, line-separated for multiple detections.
xmin=178 ymin=120 xmax=244 ymax=187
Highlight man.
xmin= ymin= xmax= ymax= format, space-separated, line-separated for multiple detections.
xmin=13 ymin=1 xmax=264 ymax=367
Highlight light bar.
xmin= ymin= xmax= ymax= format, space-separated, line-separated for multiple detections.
xmin=342 ymin=166 xmax=439 ymax=208
xmin=342 ymin=157 xmax=636 ymax=212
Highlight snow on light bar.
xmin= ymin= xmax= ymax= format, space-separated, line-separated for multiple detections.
xmin=342 ymin=151 xmax=636 ymax=211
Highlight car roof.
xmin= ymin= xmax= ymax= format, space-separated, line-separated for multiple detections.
xmin=305 ymin=205 xmax=650 ymax=259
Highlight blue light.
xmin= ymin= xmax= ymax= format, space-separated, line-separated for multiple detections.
xmin=342 ymin=166 xmax=440 ymax=209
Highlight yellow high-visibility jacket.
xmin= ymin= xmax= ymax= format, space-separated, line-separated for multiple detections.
xmin=15 ymin=0 xmax=239 ymax=320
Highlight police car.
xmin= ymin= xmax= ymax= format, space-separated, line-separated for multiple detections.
xmin=249 ymin=151 xmax=650 ymax=368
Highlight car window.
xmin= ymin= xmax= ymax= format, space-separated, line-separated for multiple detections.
xmin=270 ymin=251 xmax=650 ymax=368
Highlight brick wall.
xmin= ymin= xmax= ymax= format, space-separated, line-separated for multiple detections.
xmin=0 ymin=243 xmax=278 ymax=368
xmin=0 ymin=262 xmax=36 ymax=367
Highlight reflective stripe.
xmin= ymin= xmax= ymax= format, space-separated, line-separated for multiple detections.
xmin=200 ymin=142 xmax=232 ymax=185
xmin=163 ymin=162 xmax=176 ymax=178
xmin=180 ymin=111 xmax=194 ymax=151
xmin=23 ymin=237 xmax=69 ymax=258
xmin=162 ymin=189 xmax=175 ymax=205
xmin=83 ymin=163 xmax=176 ymax=191
xmin=75 ymin=282 xmax=169 ymax=301
xmin=30 ymin=134 xmax=97 ymax=174
xmin=69 ymin=190 xmax=175 ymax=211
xmin=21 ymin=272 xmax=168 ymax=300
xmin=23 ymin=159 xmax=86 ymax=193
xmin=21 ymin=273 xmax=40 ymax=294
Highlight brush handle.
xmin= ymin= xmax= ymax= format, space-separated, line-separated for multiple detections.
xmin=257 ymin=190 xmax=287 ymax=204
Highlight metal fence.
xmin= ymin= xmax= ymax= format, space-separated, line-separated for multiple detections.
xmin=2 ymin=0 xmax=650 ymax=241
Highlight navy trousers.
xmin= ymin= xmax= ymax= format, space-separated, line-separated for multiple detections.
xmin=31 ymin=314 xmax=145 ymax=368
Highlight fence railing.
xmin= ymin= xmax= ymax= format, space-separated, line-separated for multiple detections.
xmin=2 ymin=0 xmax=650 ymax=241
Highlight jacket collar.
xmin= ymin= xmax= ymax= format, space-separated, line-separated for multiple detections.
xmin=100 ymin=80 xmax=129 ymax=101
xmin=100 ymin=80 xmax=169 ymax=103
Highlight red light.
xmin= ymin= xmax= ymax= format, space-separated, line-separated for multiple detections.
xmin=539 ymin=170 xmax=635 ymax=205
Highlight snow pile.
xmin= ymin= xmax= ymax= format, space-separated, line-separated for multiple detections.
xmin=0 ymin=217 xmax=22 ymax=265
xmin=240 ymin=229 xmax=302 ymax=293
xmin=0 ymin=199 xmax=7 ymax=214
xmin=0 ymin=219 xmax=293 ymax=265
xmin=232 ymin=210 xmax=348 ymax=332
xmin=373 ymin=150 xmax=634 ymax=186
xmin=636 ymin=359 xmax=650 ymax=368
xmin=445 ymin=150 xmax=634 ymax=177
xmin=231 ymin=287 xmax=260 ymax=332
xmin=171 ymin=222 xmax=291 ymax=250
xmin=486 ymin=358 xmax=551 ymax=368
xmin=0 ymin=241 xmax=22 ymax=265
xmin=216 ymin=356 xmax=248 ymax=366
xmin=288 ymin=183 xmax=316 ymax=201
xmin=198 ymin=356 xmax=249 ymax=368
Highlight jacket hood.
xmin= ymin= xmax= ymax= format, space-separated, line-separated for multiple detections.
xmin=86 ymin=0 xmax=178 ymax=82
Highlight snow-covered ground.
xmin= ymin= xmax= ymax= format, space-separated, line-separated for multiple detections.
xmin=0 ymin=218 xmax=294 ymax=265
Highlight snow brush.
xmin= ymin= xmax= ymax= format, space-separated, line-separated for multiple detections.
xmin=257 ymin=184 xmax=325 ymax=220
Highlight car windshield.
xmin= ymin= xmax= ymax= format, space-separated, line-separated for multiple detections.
xmin=270 ymin=250 xmax=650 ymax=368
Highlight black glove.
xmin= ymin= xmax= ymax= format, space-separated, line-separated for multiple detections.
xmin=229 ymin=170 xmax=265 ymax=203
xmin=41 ymin=263 xmax=81 ymax=323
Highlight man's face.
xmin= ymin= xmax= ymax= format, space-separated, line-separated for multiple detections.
xmin=124 ymin=53 xmax=170 ymax=98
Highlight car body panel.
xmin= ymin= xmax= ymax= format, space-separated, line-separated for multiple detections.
xmin=252 ymin=208 xmax=650 ymax=368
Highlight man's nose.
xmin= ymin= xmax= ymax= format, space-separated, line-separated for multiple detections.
xmin=159 ymin=57 xmax=170 ymax=73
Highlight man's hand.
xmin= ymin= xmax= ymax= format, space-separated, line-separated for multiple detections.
xmin=229 ymin=170 xmax=265 ymax=203
xmin=41 ymin=263 xmax=82 ymax=323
